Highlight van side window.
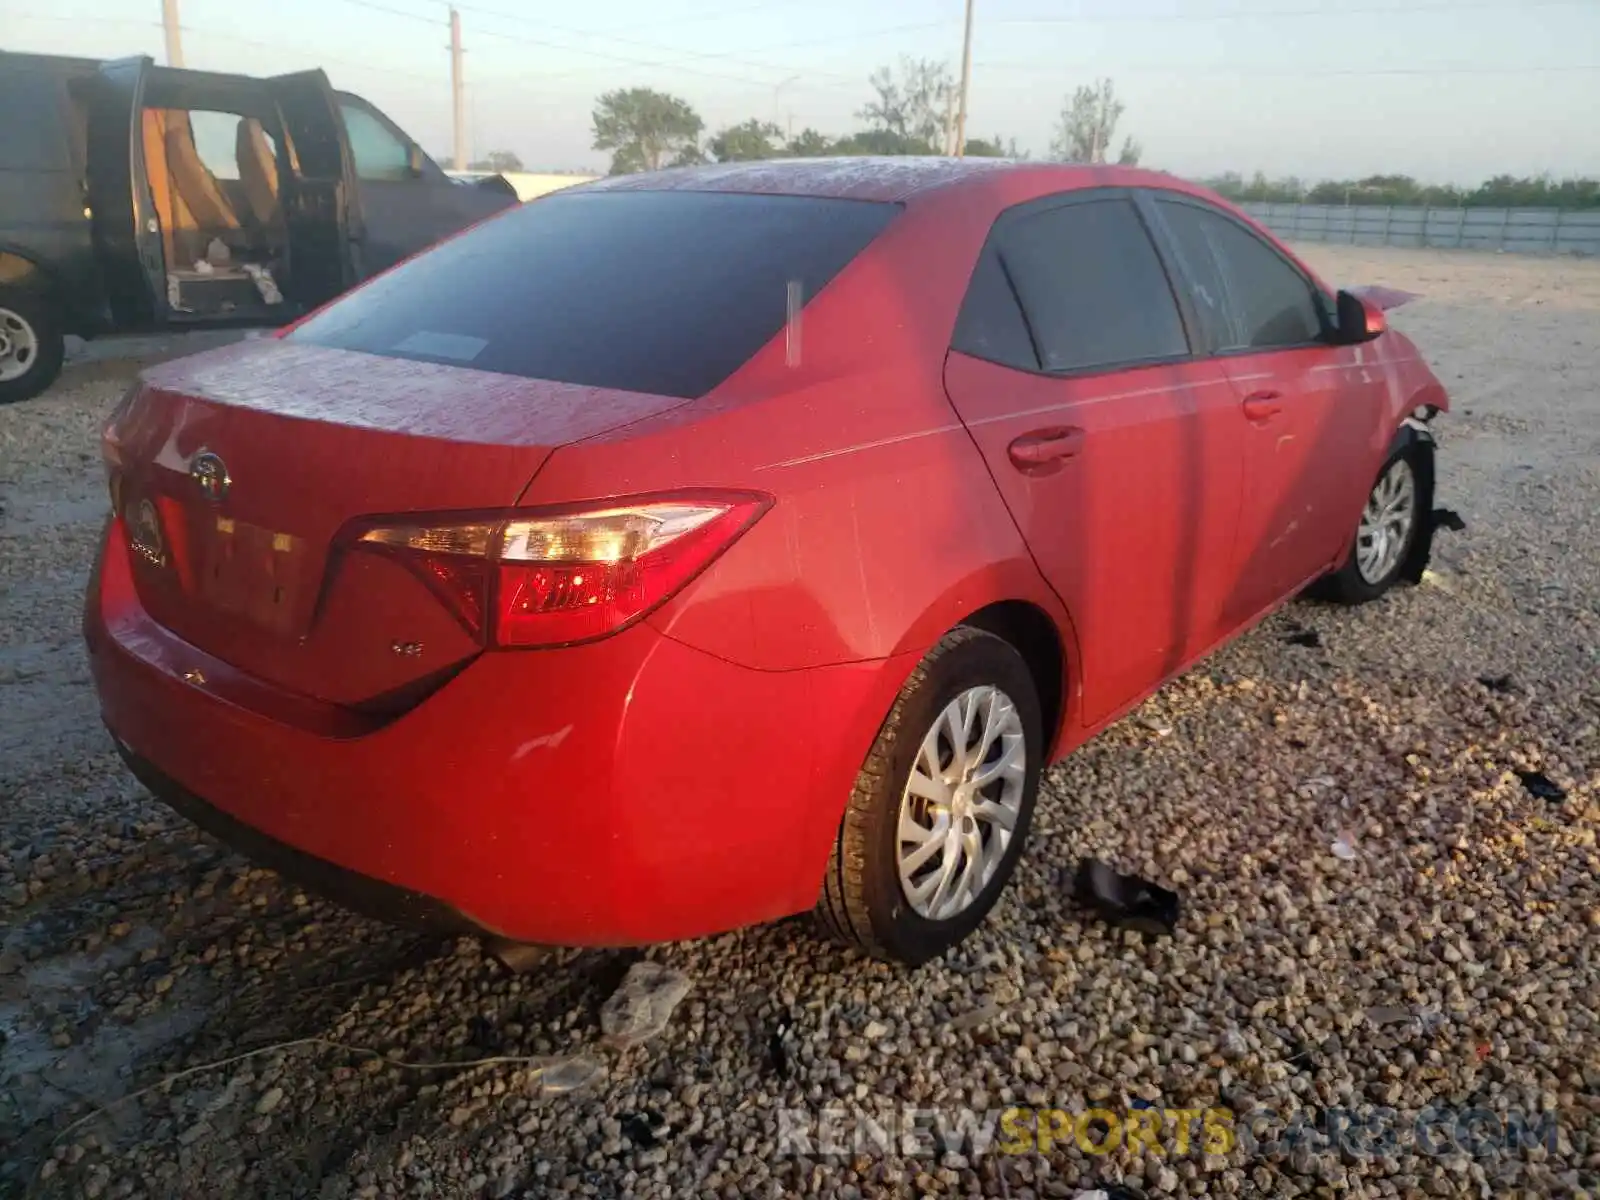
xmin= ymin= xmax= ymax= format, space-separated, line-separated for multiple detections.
xmin=0 ymin=70 xmax=72 ymax=171
xmin=1155 ymin=199 xmax=1324 ymax=350
xmin=993 ymin=198 xmax=1189 ymax=374
xmin=338 ymin=102 xmax=412 ymax=181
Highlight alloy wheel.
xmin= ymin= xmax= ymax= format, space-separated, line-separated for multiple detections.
xmin=896 ymin=684 xmax=1027 ymax=921
xmin=1356 ymin=457 xmax=1416 ymax=584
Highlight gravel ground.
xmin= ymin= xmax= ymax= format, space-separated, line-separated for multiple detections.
xmin=2 ymin=245 xmax=1597 ymax=1199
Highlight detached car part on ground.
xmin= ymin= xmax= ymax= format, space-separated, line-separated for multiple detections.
xmin=85 ymin=160 xmax=1450 ymax=965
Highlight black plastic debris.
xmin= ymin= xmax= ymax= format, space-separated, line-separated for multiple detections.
xmin=768 ymin=1016 xmax=793 ymax=1079
xmin=1478 ymin=673 xmax=1516 ymax=694
xmin=1284 ymin=1039 xmax=1316 ymax=1073
xmin=1284 ymin=629 xmax=1322 ymax=648
xmin=1431 ymin=508 xmax=1467 ymax=533
xmin=620 ymin=1109 xmax=669 ymax=1149
xmin=1514 ymin=769 xmax=1566 ymax=802
xmin=1074 ymin=859 xmax=1180 ymax=937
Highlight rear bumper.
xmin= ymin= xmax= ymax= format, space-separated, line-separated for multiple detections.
xmin=115 ymin=741 xmax=484 ymax=934
xmin=85 ymin=521 xmax=908 ymax=946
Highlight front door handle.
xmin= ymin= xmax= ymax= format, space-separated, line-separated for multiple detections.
xmin=1008 ymin=426 xmax=1085 ymax=470
xmin=1241 ymin=390 xmax=1283 ymax=421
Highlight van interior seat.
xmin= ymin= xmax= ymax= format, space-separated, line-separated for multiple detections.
xmin=141 ymin=107 xmax=243 ymax=268
xmin=235 ymin=117 xmax=282 ymax=230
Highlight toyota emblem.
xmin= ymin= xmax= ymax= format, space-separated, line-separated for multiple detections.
xmin=190 ymin=451 xmax=231 ymax=504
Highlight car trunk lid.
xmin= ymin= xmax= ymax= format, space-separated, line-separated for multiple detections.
xmin=104 ymin=338 xmax=689 ymax=706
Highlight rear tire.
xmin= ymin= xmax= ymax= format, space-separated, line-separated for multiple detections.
xmin=1319 ymin=447 xmax=1423 ymax=604
xmin=0 ymin=289 xmax=66 ymax=405
xmin=816 ymin=626 xmax=1043 ymax=965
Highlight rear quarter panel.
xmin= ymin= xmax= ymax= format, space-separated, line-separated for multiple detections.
xmin=518 ymin=187 xmax=1071 ymax=677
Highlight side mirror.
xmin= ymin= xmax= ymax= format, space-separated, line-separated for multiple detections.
xmin=1335 ymin=289 xmax=1386 ymax=343
xmin=407 ymin=144 xmax=426 ymax=177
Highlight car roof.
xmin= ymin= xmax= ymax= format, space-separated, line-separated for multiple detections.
xmin=580 ymin=157 xmax=1189 ymax=204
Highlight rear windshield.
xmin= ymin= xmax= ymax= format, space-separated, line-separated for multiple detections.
xmin=289 ymin=189 xmax=900 ymax=398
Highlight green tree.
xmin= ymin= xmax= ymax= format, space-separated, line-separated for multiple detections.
xmin=1050 ymin=79 xmax=1137 ymax=165
xmin=708 ymin=118 xmax=786 ymax=162
xmin=592 ymin=88 xmax=704 ymax=175
xmin=468 ymin=149 xmax=523 ymax=172
xmin=963 ymin=134 xmax=1028 ymax=159
xmin=858 ymin=57 xmax=953 ymax=152
xmin=831 ymin=129 xmax=931 ymax=156
xmin=786 ymin=128 xmax=834 ymax=156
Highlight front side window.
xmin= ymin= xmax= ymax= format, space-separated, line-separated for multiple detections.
xmin=992 ymin=198 xmax=1189 ymax=374
xmin=1156 ymin=199 xmax=1324 ymax=350
xmin=338 ymin=102 xmax=412 ymax=181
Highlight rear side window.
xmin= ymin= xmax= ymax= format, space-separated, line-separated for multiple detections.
xmin=0 ymin=68 xmax=72 ymax=171
xmin=951 ymin=247 xmax=1038 ymax=370
xmin=290 ymin=190 xmax=899 ymax=398
xmin=1156 ymin=199 xmax=1324 ymax=350
xmin=992 ymin=198 xmax=1188 ymax=373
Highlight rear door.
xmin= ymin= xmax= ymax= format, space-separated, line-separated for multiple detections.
xmin=267 ymin=69 xmax=359 ymax=309
xmin=942 ymin=191 xmax=1246 ymax=730
xmin=333 ymin=93 xmax=516 ymax=276
xmin=84 ymin=56 xmax=166 ymax=327
xmin=1145 ymin=195 xmax=1384 ymax=624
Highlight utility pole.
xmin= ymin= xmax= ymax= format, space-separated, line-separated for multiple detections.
xmin=161 ymin=0 xmax=184 ymax=68
xmin=953 ymin=0 xmax=975 ymax=157
xmin=449 ymin=7 xmax=466 ymax=171
xmin=773 ymin=76 xmax=798 ymax=130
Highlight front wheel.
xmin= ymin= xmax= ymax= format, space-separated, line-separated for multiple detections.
xmin=816 ymin=626 xmax=1043 ymax=965
xmin=1320 ymin=448 xmax=1424 ymax=604
xmin=0 ymin=290 xmax=66 ymax=405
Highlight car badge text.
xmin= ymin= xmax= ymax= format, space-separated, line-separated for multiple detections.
xmin=130 ymin=498 xmax=165 ymax=567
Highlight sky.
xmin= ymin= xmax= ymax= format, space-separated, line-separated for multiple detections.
xmin=8 ymin=0 xmax=1599 ymax=183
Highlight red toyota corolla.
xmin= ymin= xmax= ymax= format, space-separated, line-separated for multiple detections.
xmin=86 ymin=160 xmax=1449 ymax=964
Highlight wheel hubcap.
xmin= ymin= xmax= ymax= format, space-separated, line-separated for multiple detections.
xmin=896 ymin=685 xmax=1027 ymax=922
xmin=1355 ymin=458 xmax=1416 ymax=585
xmin=0 ymin=308 xmax=38 ymax=384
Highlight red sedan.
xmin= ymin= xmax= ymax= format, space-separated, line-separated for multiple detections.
xmin=86 ymin=160 xmax=1449 ymax=965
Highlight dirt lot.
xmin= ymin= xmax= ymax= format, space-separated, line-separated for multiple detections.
xmin=2 ymin=245 xmax=1597 ymax=1199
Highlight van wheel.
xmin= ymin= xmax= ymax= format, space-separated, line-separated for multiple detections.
xmin=816 ymin=626 xmax=1043 ymax=965
xmin=0 ymin=290 xmax=66 ymax=405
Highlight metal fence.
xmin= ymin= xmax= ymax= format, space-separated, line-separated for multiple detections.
xmin=1238 ymin=202 xmax=1600 ymax=257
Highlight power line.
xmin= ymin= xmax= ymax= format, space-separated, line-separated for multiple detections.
xmin=451 ymin=0 xmax=862 ymax=82
xmin=182 ymin=26 xmax=444 ymax=81
xmin=996 ymin=0 xmax=1592 ymax=22
xmin=977 ymin=59 xmax=1600 ymax=77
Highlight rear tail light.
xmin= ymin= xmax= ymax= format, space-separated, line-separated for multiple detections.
xmin=344 ymin=491 xmax=772 ymax=648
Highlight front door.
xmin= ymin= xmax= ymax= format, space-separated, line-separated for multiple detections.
xmin=332 ymin=94 xmax=517 ymax=276
xmin=267 ymin=70 xmax=358 ymax=311
xmin=84 ymin=56 xmax=166 ymax=328
xmin=1145 ymin=195 xmax=1386 ymax=624
xmin=942 ymin=191 xmax=1246 ymax=731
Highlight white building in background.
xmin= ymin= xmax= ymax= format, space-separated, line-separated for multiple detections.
xmin=444 ymin=171 xmax=600 ymax=201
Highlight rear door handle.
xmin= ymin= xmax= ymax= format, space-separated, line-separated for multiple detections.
xmin=1008 ymin=426 xmax=1085 ymax=470
xmin=1241 ymin=390 xmax=1283 ymax=421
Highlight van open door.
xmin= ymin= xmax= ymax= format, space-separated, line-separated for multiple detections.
xmin=84 ymin=56 xmax=167 ymax=328
xmin=267 ymin=69 xmax=361 ymax=312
